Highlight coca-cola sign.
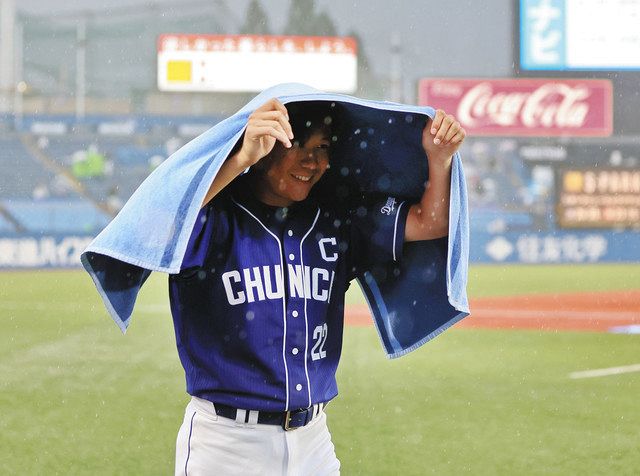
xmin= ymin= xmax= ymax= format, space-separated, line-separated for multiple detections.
xmin=418 ymin=79 xmax=613 ymax=137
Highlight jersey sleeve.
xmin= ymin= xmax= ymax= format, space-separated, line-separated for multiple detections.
xmin=347 ymin=195 xmax=411 ymax=280
xmin=179 ymin=196 xmax=230 ymax=271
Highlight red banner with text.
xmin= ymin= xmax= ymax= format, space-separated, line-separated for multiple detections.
xmin=418 ymin=78 xmax=613 ymax=137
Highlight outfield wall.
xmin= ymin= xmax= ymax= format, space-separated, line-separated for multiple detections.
xmin=472 ymin=230 xmax=640 ymax=264
xmin=1 ymin=231 xmax=639 ymax=269
xmin=0 ymin=235 xmax=93 ymax=268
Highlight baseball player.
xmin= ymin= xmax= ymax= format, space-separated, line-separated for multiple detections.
xmin=171 ymin=98 xmax=465 ymax=475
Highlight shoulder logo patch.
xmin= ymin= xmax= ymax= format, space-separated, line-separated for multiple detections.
xmin=380 ymin=197 xmax=396 ymax=216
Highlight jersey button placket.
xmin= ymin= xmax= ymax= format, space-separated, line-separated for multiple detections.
xmin=285 ymin=233 xmax=300 ymax=320
xmin=283 ymin=224 xmax=308 ymax=409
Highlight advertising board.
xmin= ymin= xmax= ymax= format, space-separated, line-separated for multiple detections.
xmin=520 ymin=0 xmax=640 ymax=71
xmin=556 ymin=168 xmax=640 ymax=229
xmin=0 ymin=235 xmax=93 ymax=269
xmin=474 ymin=230 xmax=640 ymax=264
xmin=418 ymin=78 xmax=612 ymax=137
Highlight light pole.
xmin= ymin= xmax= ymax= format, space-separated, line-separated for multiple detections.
xmin=13 ymin=21 xmax=24 ymax=130
xmin=389 ymin=31 xmax=403 ymax=103
xmin=76 ymin=17 xmax=86 ymax=121
xmin=0 ymin=0 xmax=16 ymax=113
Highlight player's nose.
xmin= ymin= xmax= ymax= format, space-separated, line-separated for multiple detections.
xmin=300 ymin=151 xmax=320 ymax=169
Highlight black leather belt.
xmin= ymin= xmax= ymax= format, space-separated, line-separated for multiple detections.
xmin=212 ymin=402 xmax=325 ymax=431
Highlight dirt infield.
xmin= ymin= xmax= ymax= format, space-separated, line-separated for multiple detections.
xmin=345 ymin=290 xmax=640 ymax=332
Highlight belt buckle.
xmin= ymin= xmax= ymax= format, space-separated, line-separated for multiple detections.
xmin=283 ymin=411 xmax=294 ymax=431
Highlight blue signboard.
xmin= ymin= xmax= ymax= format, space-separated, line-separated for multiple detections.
xmin=520 ymin=0 xmax=640 ymax=71
xmin=472 ymin=230 xmax=640 ymax=264
xmin=2 ymin=231 xmax=638 ymax=268
xmin=0 ymin=235 xmax=94 ymax=269
xmin=520 ymin=0 xmax=566 ymax=71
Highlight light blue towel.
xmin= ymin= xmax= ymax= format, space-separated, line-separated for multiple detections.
xmin=82 ymin=82 xmax=469 ymax=358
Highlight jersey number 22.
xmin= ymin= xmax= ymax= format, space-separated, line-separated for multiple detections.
xmin=311 ymin=324 xmax=328 ymax=361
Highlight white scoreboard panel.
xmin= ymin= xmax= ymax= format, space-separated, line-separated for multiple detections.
xmin=157 ymin=34 xmax=358 ymax=93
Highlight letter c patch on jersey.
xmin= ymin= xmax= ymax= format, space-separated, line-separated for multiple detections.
xmin=318 ymin=237 xmax=338 ymax=262
xmin=222 ymin=270 xmax=246 ymax=305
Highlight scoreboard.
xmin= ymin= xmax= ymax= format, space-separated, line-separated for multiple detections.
xmin=557 ymin=168 xmax=640 ymax=229
xmin=157 ymin=34 xmax=358 ymax=93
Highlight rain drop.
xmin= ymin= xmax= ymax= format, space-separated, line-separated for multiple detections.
xmin=354 ymin=128 xmax=361 ymax=135
xmin=276 ymin=208 xmax=288 ymax=221
xmin=360 ymin=141 xmax=368 ymax=149
xmin=246 ymin=311 xmax=255 ymax=321
xmin=377 ymin=175 xmax=391 ymax=189
xmin=421 ymin=268 xmax=436 ymax=282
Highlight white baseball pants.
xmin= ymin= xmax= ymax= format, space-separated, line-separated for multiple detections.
xmin=175 ymin=397 xmax=341 ymax=476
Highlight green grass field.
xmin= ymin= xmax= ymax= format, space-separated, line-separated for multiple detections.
xmin=1 ymin=265 xmax=639 ymax=475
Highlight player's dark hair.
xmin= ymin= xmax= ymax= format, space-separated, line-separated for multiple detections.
xmin=285 ymin=101 xmax=339 ymax=147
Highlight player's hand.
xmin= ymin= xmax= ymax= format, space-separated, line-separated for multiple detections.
xmin=422 ymin=109 xmax=466 ymax=166
xmin=236 ymin=98 xmax=294 ymax=168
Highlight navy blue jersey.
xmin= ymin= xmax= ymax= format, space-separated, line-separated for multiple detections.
xmin=168 ymin=180 xmax=410 ymax=411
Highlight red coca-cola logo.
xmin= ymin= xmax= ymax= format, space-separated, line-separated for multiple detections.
xmin=419 ymin=79 xmax=612 ymax=137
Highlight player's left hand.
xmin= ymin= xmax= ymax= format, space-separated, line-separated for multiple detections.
xmin=422 ymin=109 xmax=466 ymax=164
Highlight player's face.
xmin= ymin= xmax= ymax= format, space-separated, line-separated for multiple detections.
xmin=257 ymin=130 xmax=331 ymax=207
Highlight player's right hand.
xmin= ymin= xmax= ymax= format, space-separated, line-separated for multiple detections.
xmin=236 ymin=98 xmax=294 ymax=168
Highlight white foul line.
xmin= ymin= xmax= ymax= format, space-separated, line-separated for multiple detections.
xmin=0 ymin=301 xmax=168 ymax=313
xmin=569 ymin=363 xmax=640 ymax=379
xmin=470 ymin=309 xmax=639 ymax=321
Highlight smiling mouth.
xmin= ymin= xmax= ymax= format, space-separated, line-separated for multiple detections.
xmin=292 ymin=174 xmax=312 ymax=182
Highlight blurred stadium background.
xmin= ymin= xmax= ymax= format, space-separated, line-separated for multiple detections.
xmin=1 ymin=0 xmax=639 ymax=474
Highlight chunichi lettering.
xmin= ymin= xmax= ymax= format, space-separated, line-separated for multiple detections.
xmin=222 ymin=264 xmax=335 ymax=305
